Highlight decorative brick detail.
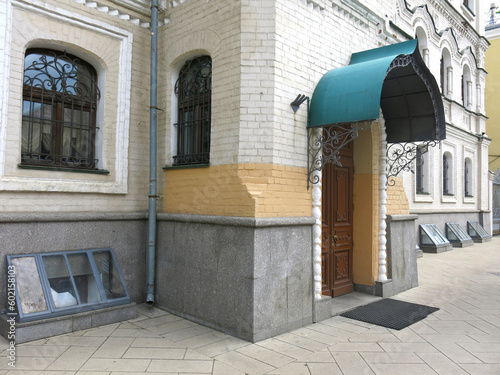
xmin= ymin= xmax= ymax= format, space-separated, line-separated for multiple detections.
xmin=387 ymin=177 xmax=410 ymax=215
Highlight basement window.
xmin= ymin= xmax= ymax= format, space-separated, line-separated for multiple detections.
xmin=419 ymin=224 xmax=452 ymax=253
xmin=467 ymin=221 xmax=491 ymax=242
xmin=445 ymin=223 xmax=473 ymax=247
xmin=6 ymin=248 xmax=130 ymax=322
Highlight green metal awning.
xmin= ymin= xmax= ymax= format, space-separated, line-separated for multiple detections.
xmin=308 ymin=39 xmax=445 ymax=143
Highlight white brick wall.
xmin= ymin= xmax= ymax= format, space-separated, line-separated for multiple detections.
xmin=0 ymin=0 xmax=151 ymax=212
xmin=158 ymin=0 xmax=241 ymax=167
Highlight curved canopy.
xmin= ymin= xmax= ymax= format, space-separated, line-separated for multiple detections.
xmin=308 ymin=39 xmax=445 ymax=143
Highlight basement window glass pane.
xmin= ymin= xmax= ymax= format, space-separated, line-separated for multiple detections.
xmin=67 ymin=253 xmax=102 ymax=304
xmin=43 ymin=255 xmax=78 ymax=309
xmin=93 ymin=250 xmax=126 ymax=299
xmin=10 ymin=256 xmax=48 ymax=315
xmin=6 ymin=248 xmax=129 ymax=322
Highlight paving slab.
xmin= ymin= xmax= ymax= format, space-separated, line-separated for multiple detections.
xmin=0 ymin=236 xmax=499 ymax=375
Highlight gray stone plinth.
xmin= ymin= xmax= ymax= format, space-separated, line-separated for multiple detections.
xmin=385 ymin=214 xmax=419 ymax=294
xmin=156 ymin=214 xmax=314 ymax=342
xmin=375 ymin=279 xmax=394 ymax=297
xmin=0 ymin=303 xmax=136 ymax=343
xmin=420 ymin=243 xmax=453 ymax=253
xmin=450 ymin=239 xmax=474 ymax=247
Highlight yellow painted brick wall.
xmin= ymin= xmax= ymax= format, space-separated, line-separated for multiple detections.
xmin=163 ymin=163 xmax=312 ymax=217
xmin=352 ymin=126 xmax=380 ymax=286
xmin=386 ymin=177 xmax=410 ymax=215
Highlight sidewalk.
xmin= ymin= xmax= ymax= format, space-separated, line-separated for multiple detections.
xmin=1 ymin=236 xmax=500 ymax=375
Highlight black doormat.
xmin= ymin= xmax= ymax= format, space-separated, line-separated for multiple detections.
xmin=340 ymin=298 xmax=439 ymax=330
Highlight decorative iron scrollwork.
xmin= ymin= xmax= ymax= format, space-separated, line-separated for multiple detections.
xmin=24 ymin=50 xmax=100 ymax=102
xmin=307 ymin=121 xmax=371 ymax=188
xmin=386 ymin=140 xmax=438 ymax=186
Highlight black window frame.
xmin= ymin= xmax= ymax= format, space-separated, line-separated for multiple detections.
xmin=21 ymin=48 xmax=101 ymax=171
xmin=443 ymin=153 xmax=452 ymax=196
xmin=416 ymin=146 xmax=427 ymax=194
xmin=173 ymin=55 xmax=212 ymax=166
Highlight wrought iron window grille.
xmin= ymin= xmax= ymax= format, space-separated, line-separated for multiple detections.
xmin=464 ymin=160 xmax=473 ymax=197
xmin=173 ymin=56 xmax=212 ymax=166
xmin=22 ymin=49 xmax=100 ymax=170
xmin=416 ymin=146 xmax=425 ymax=193
xmin=443 ymin=154 xmax=450 ymax=195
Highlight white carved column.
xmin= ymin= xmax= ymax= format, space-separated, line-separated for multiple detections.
xmin=378 ymin=119 xmax=388 ymax=282
xmin=423 ymin=48 xmax=429 ymax=66
xmin=446 ymin=67 xmax=453 ymax=97
xmin=311 ymin=127 xmax=323 ymax=300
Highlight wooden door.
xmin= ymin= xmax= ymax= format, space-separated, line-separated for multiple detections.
xmin=321 ymin=139 xmax=354 ymax=297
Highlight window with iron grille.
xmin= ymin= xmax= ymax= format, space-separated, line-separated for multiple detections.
xmin=173 ymin=56 xmax=212 ymax=166
xmin=443 ymin=153 xmax=452 ymax=195
xmin=464 ymin=158 xmax=473 ymax=197
xmin=440 ymin=57 xmax=445 ymax=94
xmin=416 ymin=146 xmax=427 ymax=194
xmin=21 ymin=49 xmax=100 ymax=170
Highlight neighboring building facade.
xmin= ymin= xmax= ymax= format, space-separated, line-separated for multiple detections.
xmin=485 ymin=5 xmax=500 ymax=235
xmin=0 ymin=0 xmax=490 ymax=342
xmin=395 ymin=0 xmax=492 ymax=240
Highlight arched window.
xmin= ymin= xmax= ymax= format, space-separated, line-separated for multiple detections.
xmin=415 ymin=27 xmax=429 ymax=66
xmin=440 ymin=56 xmax=445 ymax=94
xmin=416 ymin=145 xmax=428 ymax=194
xmin=173 ymin=55 xmax=212 ymax=166
xmin=22 ymin=49 xmax=100 ymax=170
xmin=465 ymin=158 xmax=473 ymax=197
xmin=443 ymin=152 xmax=453 ymax=195
xmin=440 ymin=49 xmax=452 ymax=97
xmin=462 ymin=65 xmax=472 ymax=109
xmin=463 ymin=0 xmax=475 ymax=12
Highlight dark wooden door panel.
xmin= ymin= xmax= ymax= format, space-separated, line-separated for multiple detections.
xmin=322 ymin=129 xmax=354 ymax=297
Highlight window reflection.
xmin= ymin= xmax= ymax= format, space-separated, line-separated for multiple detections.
xmin=42 ymin=255 xmax=78 ymax=308
xmin=67 ymin=253 xmax=102 ymax=304
xmin=93 ymin=251 xmax=126 ymax=299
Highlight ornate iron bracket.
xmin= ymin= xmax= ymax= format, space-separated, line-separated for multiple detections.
xmin=386 ymin=140 xmax=439 ymax=186
xmin=307 ymin=121 xmax=372 ymax=189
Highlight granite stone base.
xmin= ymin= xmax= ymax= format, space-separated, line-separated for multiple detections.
xmin=375 ymin=279 xmax=395 ymax=297
xmin=0 ymin=303 xmax=136 ymax=344
xmin=156 ymin=214 xmax=315 ymax=342
xmin=0 ymin=212 xmax=148 ymax=307
xmin=450 ymin=239 xmax=474 ymax=247
xmin=314 ymin=292 xmax=381 ymax=323
xmin=471 ymin=236 xmax=492 ymax=243
xmin=420 ymin=243 xmax=453 ymax=253
xmin=385 ymin=215 xmax=419 ymax=294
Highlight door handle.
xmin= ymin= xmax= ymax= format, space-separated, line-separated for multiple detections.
xmin=332 ymin=234 xmax=338 ymax=242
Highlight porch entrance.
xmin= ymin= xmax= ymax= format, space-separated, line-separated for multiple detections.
xmin=321 ymin=139 xmax=354 ymax=297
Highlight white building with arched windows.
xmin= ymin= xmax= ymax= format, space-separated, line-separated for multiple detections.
xmin=393 ymin=0 xmax=491 ymax=244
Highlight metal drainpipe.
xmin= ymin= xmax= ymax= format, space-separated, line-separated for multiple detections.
xmin=146 ymin=0 xmax=158 ymax=304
